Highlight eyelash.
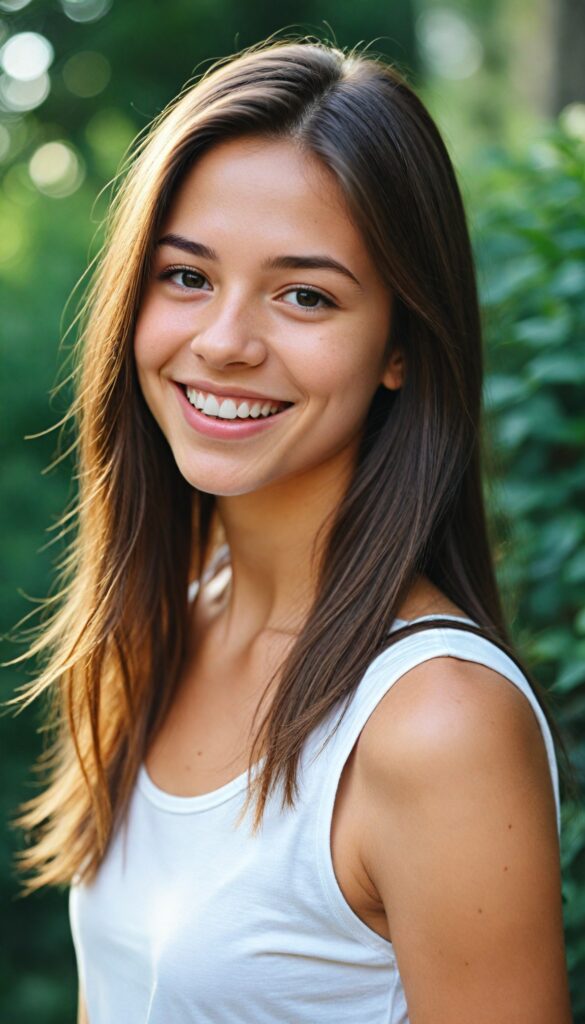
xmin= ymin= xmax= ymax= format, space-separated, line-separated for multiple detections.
xmin=156 ymin=265 xmax=337 ymax=313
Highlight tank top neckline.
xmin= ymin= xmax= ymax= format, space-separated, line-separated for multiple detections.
xmin=138 ymin=612 xmax=476 ymax=814
xmin=137 ymin=758 xmax=261 ymax=814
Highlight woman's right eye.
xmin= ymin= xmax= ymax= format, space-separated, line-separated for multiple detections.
xmin=157 ymin=267 xmax=209 ymax=290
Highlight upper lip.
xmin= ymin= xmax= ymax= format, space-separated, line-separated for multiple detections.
xmin=176 ymin=378 xmax=292 ymax=404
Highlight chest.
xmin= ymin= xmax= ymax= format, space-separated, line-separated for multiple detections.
xmin=145 ymin=628 xmax=282 ymax=794
xmin=145 ymin=648 xmax=390 ymax=944
xmin=72 ymin=773 xmax=399 ymax=1024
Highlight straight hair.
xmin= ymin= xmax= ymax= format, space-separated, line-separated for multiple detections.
xmin=8 ymin=36 xmax=574 ymax=891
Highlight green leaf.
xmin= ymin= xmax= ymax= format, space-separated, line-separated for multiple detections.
xmin=528 ymin=351 xmax=585 ymax=385
xmin=480 ymin=255 xmax=543 ymax=305
xmin=484 ymin=374 xmax=532 ymax=410
xmin=514 ymin=313 xmax=572 ymax=347
xmin=552 ymin=659 xmax=585 ymax=695
xmin=550 ymin=261 xmax=585 ymax=298
xmin=565 ymin=549 xmax=585 ymax=584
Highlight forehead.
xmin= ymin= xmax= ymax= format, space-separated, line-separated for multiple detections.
xmin=160 ymin=136 xmax=372 ymax=268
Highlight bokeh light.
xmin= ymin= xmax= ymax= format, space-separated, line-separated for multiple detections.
xmin=560 ymin=102 xmax=585 ymax=142
xmin=3 ymin=160 xmax=37 ymax=206
xmin=528 ymin=140 xmax=560 ymax=171
xmin=0 ymin=121 xmax=10 ymax=159
xmin=416 ymin=8 xmax=483 ymax=80
xmin=63 ymin=50 xmax=110 ymax=97
xmin=85 ymin=107 xmax=136 ymax=176
xmin=0 ymin=206 xmax=24 ymax=262
xmin=0 ymin=70 xmax=50 ymax=112
xmin=0 ymin=115 xmax=28 ymax=156
xmin=0 ymin=0 xmax=33 ymax=11
xmin=61 ymin=0 xmax=113 ymax=23
xmin=0 ymin=31 xmax=54 ymax=81
xmin=28 ymin=140 xmax=84 ymax=197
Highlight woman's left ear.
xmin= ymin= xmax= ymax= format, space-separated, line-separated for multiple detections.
xmin=380 ymin=348 xmax=404 ymax=391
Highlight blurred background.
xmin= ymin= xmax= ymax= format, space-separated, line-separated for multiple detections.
xmin=1 ymin=0 xmax=584 ymax=1019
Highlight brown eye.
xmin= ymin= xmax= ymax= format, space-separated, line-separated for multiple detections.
xmin=296 ymin=289 xmax=321 ymax=307
xmin=281 ymin=287 xmax=336 ymax=311
xmin=157 ymin=267 xmax=209 ymax=290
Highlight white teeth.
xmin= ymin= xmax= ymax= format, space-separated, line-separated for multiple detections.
xmin=218 ymin=399 xmax=237 ymax=420
xmin=203 ymin=393 xmax=220 ymax=416
xmin=185 ymin=386 xmax=285 ymax=420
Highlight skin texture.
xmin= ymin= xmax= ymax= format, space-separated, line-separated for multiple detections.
xmin=135 ymin=136 xmax=400 ymax=496
xmin=134 ymin=135 xmax=402 ymax=640
xmin=120 ymin=136 xmax=574 ymax=1022
xmin=77 ymin=989 xmax=88 ymax=1024
xmin=352 ymin=656 xmax=573 ymax=1023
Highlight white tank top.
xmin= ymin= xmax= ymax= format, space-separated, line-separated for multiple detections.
xmin=69 ymin=614 xmax=561 ymax=1024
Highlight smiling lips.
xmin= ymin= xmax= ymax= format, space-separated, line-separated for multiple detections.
xmin=184 ymin=386 xmax=289 ymax=420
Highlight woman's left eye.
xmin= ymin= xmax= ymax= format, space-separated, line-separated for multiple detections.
xmin=280 ymin=287 xmax=336 ymax=312
xmin=156 ymin=269 xmax=335 ymax=311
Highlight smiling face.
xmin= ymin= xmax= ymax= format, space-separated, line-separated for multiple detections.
xmin=134 ymin=135 xmax=401 ymax=497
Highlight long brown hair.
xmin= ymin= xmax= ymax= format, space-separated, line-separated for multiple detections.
xmin=8 ymin=36 xmax=573 ymax=891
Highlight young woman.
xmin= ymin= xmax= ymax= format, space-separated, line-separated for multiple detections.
xmin=12 ymin=37 xmax=572 ymax=1023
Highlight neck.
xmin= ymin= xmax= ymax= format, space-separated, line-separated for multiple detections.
xmin=214 ymin=452 xmax=355 ymax=643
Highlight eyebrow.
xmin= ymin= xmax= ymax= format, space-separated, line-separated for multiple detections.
xmin=156 ymin=233 xmax=363 ymax=290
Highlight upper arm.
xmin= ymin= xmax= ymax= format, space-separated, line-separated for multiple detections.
xmin=77 ymin=987 xmax=88 ymax=1024
xmin=358 ymin=656 xmax=571 ymax=1024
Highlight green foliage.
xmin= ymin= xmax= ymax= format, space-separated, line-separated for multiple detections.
xmin=1 ymin=6 xmax=418 ymax=1021
xmin=470 ymin=122 xmax=585 ymax=1017
xmin=1 ymin=3 xmax=583 ymax=1017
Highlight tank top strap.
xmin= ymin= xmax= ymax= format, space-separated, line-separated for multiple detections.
xmin=308 ymin=621 xmax=561 ymax=958
xmin=311 ymin=619 xmax=561 ymax=836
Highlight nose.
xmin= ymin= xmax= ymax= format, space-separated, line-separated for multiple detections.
xmin=189 ymin=291 xmax=267 ymax=370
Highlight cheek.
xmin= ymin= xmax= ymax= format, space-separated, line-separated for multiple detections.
xmin=133 ymin=292 xmax=178 ymax=373
xmin=292 ymin=323 xmax=388 ymax=407
xmin=132 ymin=308 xmax=171 ymax=425
xmin=134 ymin=325 xmax=161 ymax=374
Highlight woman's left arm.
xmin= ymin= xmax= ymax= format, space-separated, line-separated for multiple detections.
xmin=357 ymin=656 xmax=573 ymax=1024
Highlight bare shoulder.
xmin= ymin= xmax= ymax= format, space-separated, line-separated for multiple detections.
xmin=358 ymin=655 xmax=553 ymax=795
xmin=354 ymin=656 xmax=570 ymax=1024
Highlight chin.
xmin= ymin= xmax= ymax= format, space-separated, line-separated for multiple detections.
xmin=173 ymin=457 xmax=264 ymax=498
